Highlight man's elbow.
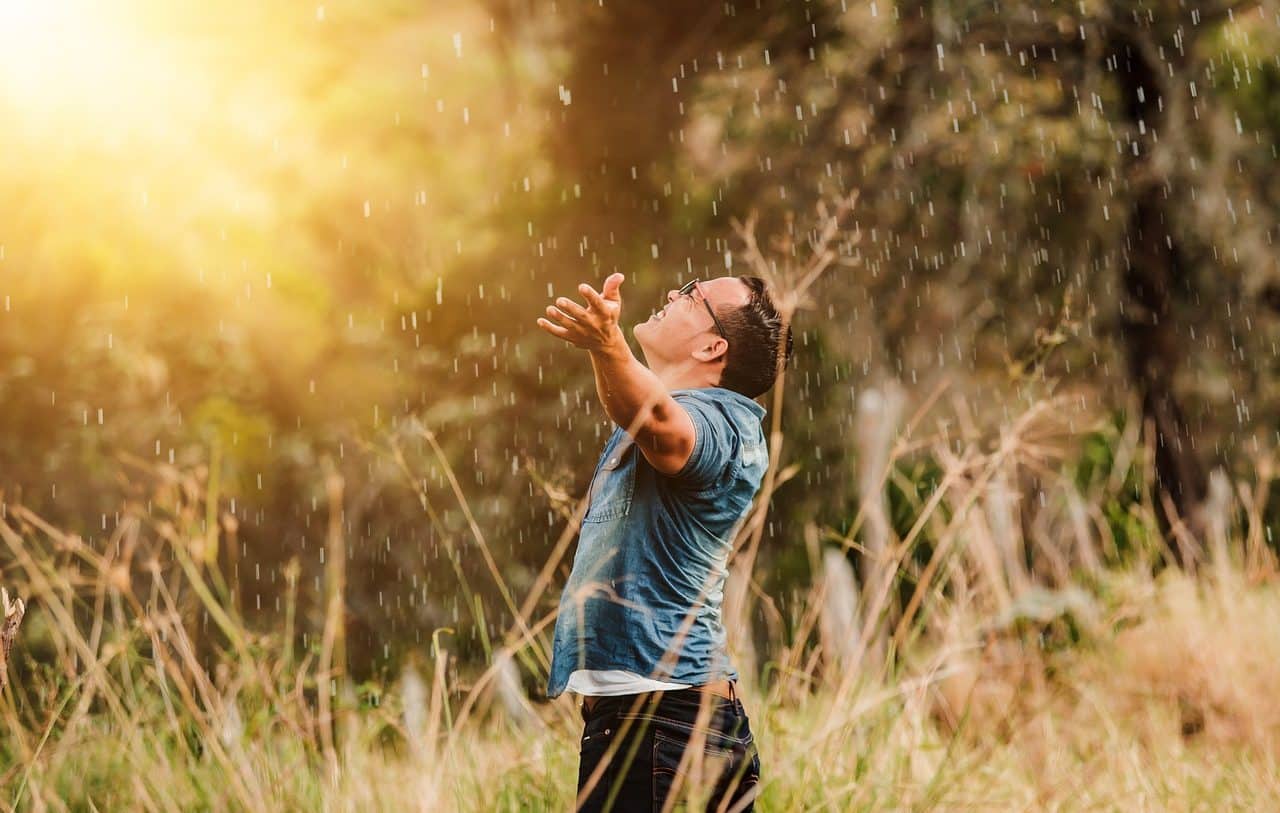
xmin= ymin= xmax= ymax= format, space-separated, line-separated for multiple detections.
xmin=639 ymin=435 xmax=694 ymax=477
xmin=637 ymin=408 xmax=696 ymax=475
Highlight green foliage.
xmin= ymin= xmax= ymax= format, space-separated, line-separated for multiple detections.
xmin=1071 ymin=410 xmax=1154 ymax=563
xmin=2 ymin=0 xmax=1280 ymax=694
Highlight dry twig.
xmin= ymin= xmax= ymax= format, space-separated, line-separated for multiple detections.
xmin=0 ymin=587 xmax=24 ymax=695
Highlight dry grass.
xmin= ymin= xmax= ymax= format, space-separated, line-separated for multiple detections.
xmin=15 ymin=570 xmax=1275 ymax=813
xmin=1 ymin=367 xmax=1278 ymax=809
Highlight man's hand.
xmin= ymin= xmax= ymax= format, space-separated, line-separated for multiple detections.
xmin=536 ymin=272 xmax=626 ymax=352
xmin=536 ymin=271 xmax=695 ymax=475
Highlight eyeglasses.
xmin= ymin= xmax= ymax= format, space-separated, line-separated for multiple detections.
xmin=677 ymin=278 xmax=727 ymax=339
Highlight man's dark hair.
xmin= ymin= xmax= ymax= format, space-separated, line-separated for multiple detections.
xmin=715 ymin=276 xmax=794 ymax=398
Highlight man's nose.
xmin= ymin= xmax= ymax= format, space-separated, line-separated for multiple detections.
xmin=666 ymin=290 xmax=679 ymax=303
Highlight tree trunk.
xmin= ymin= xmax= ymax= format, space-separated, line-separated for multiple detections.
xmin=1112 ymin=36 xmax=1208 ymax=567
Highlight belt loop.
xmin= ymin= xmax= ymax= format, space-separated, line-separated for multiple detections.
xmin=729 ymin=679 xmax=736 ymax=703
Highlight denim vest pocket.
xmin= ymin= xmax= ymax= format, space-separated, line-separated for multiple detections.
xmin=738 ymin=438 xmax=767 ymax=473
xmin=583 ymin=440 xmax=636 ymax=523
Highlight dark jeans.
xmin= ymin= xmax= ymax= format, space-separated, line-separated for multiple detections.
xmin=575 ymin=688 xmax=761 ymax=812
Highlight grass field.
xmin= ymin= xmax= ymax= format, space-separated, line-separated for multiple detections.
xmin=2 ymin=395 xmax=1279 ymax=811
xmin=3 ymin=555 xmax=1279 ymax=810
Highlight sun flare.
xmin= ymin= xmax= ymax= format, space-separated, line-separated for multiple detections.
xmin=0 ymin=0 xmax=149 ymax=120
xmin=0 ymin=0 xmax=300 ymax=262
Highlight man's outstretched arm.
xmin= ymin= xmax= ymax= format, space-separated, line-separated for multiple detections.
xmin=584 ymin=326 xmax=696 ymax=476
xmin=535 ymin=273 xmax=695 ymax=476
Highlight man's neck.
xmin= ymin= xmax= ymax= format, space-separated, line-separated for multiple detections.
xmin=651 ymin=360 xmax=722 ymax=392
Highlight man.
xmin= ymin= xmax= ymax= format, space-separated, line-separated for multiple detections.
xmin=536 ymin=271 xmax=792 ymax=812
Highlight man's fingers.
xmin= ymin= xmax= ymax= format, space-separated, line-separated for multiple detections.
xmin=554 ymin=297 xmax=591 ymax=321
xmin=579 ymin=283 xmax=609 ymax=311
xmin=535 ymin=317 xmax=573 ymax=341
xmin=540 ymin=282 xmax=617 ymax=349
xmin=602 ymin=272 xmax=625 ymax=300
xmin=540 ymin=308 xmax=589 ymax=347
xmin=545 ymin=304 xmax=581 ymax=326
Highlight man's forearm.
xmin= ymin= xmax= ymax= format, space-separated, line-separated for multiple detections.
xmin=536 ymin=273 xmax=695 ymax=473
xmin=588 ymin=331 xmax=676 ymax=439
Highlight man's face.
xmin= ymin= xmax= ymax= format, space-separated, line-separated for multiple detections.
xmin=633 ymin=276 xmax=750 ymax=367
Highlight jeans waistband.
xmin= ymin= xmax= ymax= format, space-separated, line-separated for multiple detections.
xmin=580 ymin=684 xmax=742 ymax=722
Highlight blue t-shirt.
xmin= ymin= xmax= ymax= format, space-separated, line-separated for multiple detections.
xmin=546 ymin=386 xmax=768 ymax=699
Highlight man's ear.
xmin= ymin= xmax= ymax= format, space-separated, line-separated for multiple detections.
xmin=691 ymin=337 xmax=729 ymax=364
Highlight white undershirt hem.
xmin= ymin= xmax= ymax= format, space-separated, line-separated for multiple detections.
xmin=565 ymin=668 xmax=691 ymax=696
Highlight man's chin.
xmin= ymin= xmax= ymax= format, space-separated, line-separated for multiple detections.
xmin=631 ymin=323 xmax=652 ymax=361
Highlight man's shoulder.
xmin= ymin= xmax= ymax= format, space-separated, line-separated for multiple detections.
xmin=670 ymin=387 xmax=767 ymax=474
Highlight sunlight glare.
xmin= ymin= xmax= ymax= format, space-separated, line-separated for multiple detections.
xmin=0 ymin=0 xmax=178 ymax=138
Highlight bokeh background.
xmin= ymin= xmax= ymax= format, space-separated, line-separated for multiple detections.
xmin=2 ymin=0 xmax=1279 ymax=689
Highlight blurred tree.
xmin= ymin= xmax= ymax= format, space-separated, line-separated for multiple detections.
xmin=651 ymin=0 xmax=1280 ymax=568
xmin=3 ymin=0 xmax=1279 ymax=688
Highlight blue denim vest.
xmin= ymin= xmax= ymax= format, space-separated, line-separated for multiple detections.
xmin=546 ymin=387 xmax=768 ymax=699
